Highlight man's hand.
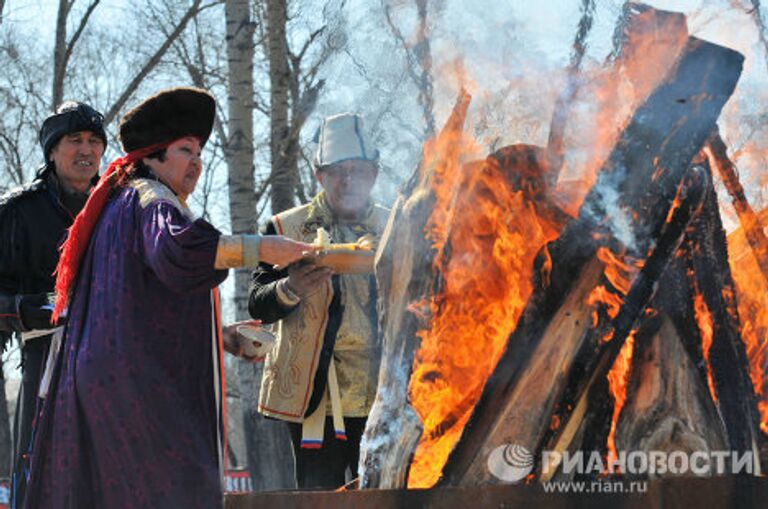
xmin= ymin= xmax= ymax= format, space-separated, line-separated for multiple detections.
xmin=260 ymin=236 xmax=317 ymax=268
xmin=285 ymin=260 xmax=333 ymax=299
xmin=18 ymin=293 xmax=55 ymax=330
xmin=222 ymin=319 xmax=266 ymax=362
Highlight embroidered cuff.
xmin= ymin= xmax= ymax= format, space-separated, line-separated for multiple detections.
xmin=242 ymin=234 xmax=261 ymax=268
xmin=276 ymin=279 xmax=301 ymax=307
xmin=214 ymin=234 xmax=262 ymax=268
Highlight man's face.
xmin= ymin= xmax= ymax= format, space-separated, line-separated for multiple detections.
xmin=317 ymin=159 xmax=377 ymax=219
xmin=50 ymin=130 xmax=104 ymax=193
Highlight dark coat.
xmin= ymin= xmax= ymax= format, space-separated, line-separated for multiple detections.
xmin=24 ymin=179 xmax=228 ymax=508
xmin=0 ymin=168 xmax=91 ymax=507
xmin=0 ymin=169 xmax=77 ymax=346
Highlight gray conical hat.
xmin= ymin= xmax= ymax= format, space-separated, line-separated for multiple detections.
xmin=314 ymin=113 xmax=379 ymax=167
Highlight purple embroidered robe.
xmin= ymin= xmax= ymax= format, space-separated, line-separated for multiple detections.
xmin=24 ymin=180 xmax=228 ymax=508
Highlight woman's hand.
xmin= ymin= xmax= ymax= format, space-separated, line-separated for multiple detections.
xmin=222 ymin=319 xmax=266 ymax=362
xmin=260 ymin=235 xmax=318 ymax=268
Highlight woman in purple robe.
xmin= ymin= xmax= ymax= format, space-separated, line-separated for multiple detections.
xmin=23 ymin=88 xmax=312 ymax=508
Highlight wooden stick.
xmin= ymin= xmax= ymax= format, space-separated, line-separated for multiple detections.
xmin=705 ymin=130 xmax=768 ymax=282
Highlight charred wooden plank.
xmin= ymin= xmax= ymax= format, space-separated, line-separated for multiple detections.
xmin=441 ymin=36 xmax=743 ymax=486
xmin=685 ymin=177 xmax=763 ymax=464
xmin=546 ymin=2 xmax=689 ymax=187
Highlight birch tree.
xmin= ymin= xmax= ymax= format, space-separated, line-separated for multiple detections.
xmin=264 ymin=0 xmax=345 ymax=214
xmin=224 ymin=0 xmax=296 ymax=490
xmin=51 ymin=0 xmax=100 ymax=110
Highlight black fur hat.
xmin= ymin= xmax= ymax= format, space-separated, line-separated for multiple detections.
xmin=118 ymin=87 xmax=215 ymax=153
xmin=39 ymin=102 xmax=107 ymax=161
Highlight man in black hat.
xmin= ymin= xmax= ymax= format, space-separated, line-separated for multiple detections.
xmin=0 ymin=101 xmax=106 ymax=503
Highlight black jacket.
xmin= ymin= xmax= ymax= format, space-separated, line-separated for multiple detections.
xmin=0 ymin=169 xmax=83 ymax=349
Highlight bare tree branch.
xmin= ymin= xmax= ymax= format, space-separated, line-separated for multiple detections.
xmin=382 ymin=0 xmax=435 ymax=137
xmin=294 ymin=26 xmax=326 ymax=63
xmin=103 ymin=0 xmax=203 ymax=125
xmin=0 ymin=131 xmax=25 ymax=186
xmin=382 ymin=2 xmax=421 ymax=87
xmin=63 ymin=0 xmax=101 ymax=72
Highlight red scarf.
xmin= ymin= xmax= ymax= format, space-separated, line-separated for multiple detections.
xmin=52 ymin=141 xmax=173 ymax=321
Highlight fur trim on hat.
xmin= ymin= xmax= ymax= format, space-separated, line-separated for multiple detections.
xmin=119 ymin=87 xmax=215 ymax=153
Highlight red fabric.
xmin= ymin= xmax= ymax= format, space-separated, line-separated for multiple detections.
xmin=213 ymin=288 xmax=229 ymax=472
xmin=52 ymin=141 xmax=174 ymax=321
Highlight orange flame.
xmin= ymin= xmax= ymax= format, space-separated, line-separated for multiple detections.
xmin=585 ymin=247 xmax=639 ymax=330
xmin=726 ymin=213 xmax=768 ymax=434
xmin=606 ymin=330 xmax=637 ymax=461
xmin=587 ymin=246 xmax=641 ymax=459
xmin=406 ymin=151 xmax=559 ymax=488
xmin=693 ymin=293 xmax=718 ymax=403
xmin=586 ymin=285 xmax=624 ymax=329
xmin=555 ymin=8 xmax=688 ymax=210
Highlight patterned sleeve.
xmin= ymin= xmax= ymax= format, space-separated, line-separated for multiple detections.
xmin=139 ymin=200 xmax=228 ymax=294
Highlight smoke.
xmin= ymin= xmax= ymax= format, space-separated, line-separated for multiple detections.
xmin=582 ymin=165 xmax=638 ymax=252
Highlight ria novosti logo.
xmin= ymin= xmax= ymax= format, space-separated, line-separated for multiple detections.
xmin=486 ymin=444 xmax=534 ymax=483
xmin=487 ymin=444 xmax=759 ymax=481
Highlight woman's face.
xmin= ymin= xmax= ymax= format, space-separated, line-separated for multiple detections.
xmin=143 ymin=137 xmax=202 ymax=201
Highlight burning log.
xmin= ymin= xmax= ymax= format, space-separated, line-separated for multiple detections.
xmin=610 ymin=232 xmax=727 ymax=463
xmin=360 ymin=113 xmax=564 ymax=487
xmin=547 ymin=2 xmax=688 ymax=189
xmin=358 ymin=91 xmax=472 ymax=489
xmin=536 ymin=165 xmax=709 ymax=481
xmin=610 ymin=173 xmax=761 ymax=474
xmin=566 ymin=220 xmax=728 ymax=477
xmin=615 ymin=313 xmax=728 ymax=466
xmin=439 ymin=36 xmax=744 ymax=486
